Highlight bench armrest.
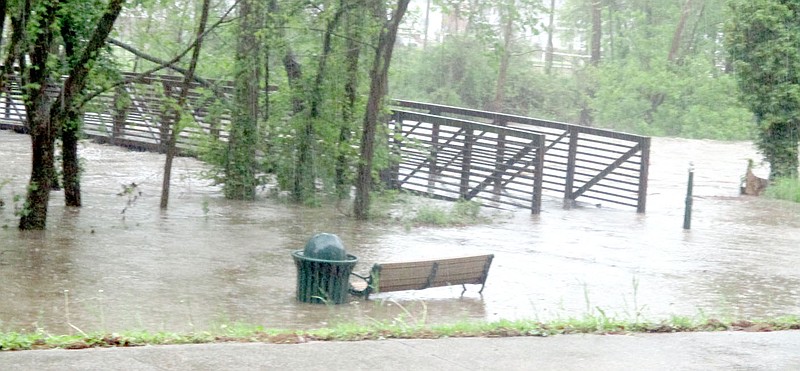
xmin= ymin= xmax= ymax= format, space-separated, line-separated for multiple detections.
xmin=349 ymin=272 xmax=372 ymax=298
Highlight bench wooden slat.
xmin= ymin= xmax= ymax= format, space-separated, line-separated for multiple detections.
xmin=350 ymin=254 xmax=494 ymax=299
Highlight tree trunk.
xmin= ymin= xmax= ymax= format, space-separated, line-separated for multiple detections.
xmin=544 ymin=0 xmax=556 ymax=75
xmin=668 ymin=0 xmax=693 ymax=63
xmin=269 ymin=0 xmax=305 ymax=116
xmin=225 ymin=0 xmax=262 ymax=200
xmin=19 ymin=0 xmax=59 ymax=230
xmin=0 ymin=0 xmax=6 ymax=51
xmin=62 ymin=109 xmax=82 ymax=207
xmin=491 ymin=15 xmax=514 ymax=112
xmin=337 ymin=2 xmax=364 ymax=199
xmin=161 ymin=0 xmax=211 ymax=209
xmin=293 ymin=6 xmax=346 ymax=203
xmin=20 ymin=113 xmax=56 ymax=230
xmin=762 ymin=120 xmax=799 ymax=180
xmin=353 ymin=0 xmax=411 ymax=220
xmin=590 ymin=0 xmax=602 ymax=66
xmin=60 ymin=10 xmax=81 ymax=206
xmin=19 ymin=0 xmax=124 ymax=230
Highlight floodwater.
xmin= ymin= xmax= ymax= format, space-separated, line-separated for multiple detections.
xmin=1 ymin=129 xmax=799 ymax=335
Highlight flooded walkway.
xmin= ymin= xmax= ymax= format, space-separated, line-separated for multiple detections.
xmin=1 ymin=129 xmax=799 ymax=334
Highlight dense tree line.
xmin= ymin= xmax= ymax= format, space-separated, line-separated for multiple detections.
xmin=5 ymin=0 xmax=798 ymax=230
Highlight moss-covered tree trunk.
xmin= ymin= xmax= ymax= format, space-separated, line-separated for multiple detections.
xmin=18 ymin=0 xmax=124 ymax=230
xmin=337 ymin=1 xmax=364 ymax=199
xmin=62 ymin=110 xmax=82 ymax=207
xmin=225 ymin=0 xmax=262 ymax=200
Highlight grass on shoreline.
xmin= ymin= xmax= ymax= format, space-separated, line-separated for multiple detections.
xmin=2 ymin=315 xmax=799 ymax=351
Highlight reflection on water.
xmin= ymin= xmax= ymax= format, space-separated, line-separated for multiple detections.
xmin=1 ymin=130 xmax=799 ymax=334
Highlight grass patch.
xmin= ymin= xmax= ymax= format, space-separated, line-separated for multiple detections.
xmin=411 ymin=199 xmax=488 ymax=227
xmin=3 ymin=315 xmax=799 ymax=351
xmin=765 ymin=176 xmax=800 ymax=203
xmin=367 ymin=190 xmax=494 ymax=227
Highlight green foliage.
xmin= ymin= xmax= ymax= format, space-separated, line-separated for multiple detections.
xmin=591 ymin=57 xmax=753 ymax=139
xmin=765 ymin=177 xmax=800 ymax=203
xmin=392 ymin=37 xmax=496 ymax=109
xmin=393 ymin=0 xmax=755 ymax=142
xmin=412 ymin=199 xmax=487 ymax=227
xmin=726 ymin=0 xmax=800 ymax=179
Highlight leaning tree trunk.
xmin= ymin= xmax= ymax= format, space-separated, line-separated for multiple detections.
xmin=353 ymin=0 xmax=410 ymax=220
xmin=161 ymin=0 xmax=211 ymax=209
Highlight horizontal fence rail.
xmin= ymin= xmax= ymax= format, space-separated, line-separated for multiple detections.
xmin=392 ymin=100 xmax=651 ymax=212
xmin=389 ymin=110 xmax=546 ymax=213
xmin=0 ymin=72 xmax=233 ymax=154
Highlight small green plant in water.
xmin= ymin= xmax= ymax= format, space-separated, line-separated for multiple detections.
xmin=201 ymin=198 xmax=210 ymax=216
xmin=412 ymin=199 xmax=488 ymax=227
xmin=117 ymin=182 xmax=141 ymax=217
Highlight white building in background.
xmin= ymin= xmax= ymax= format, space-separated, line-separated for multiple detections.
xmin=399 ymin=0 xmax=589 ymax=70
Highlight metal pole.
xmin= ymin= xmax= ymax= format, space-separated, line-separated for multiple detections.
xmin=683 ymin=162 xmax=694 ymax=230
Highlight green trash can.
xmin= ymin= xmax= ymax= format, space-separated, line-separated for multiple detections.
xmin=292 ymin=233 xmax=358 ymax=304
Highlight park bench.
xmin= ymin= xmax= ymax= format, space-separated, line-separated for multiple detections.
xmin=349 ymin=254 xmax=494 ymax=299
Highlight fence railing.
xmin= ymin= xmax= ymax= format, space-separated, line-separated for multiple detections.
xmin=388 ymin=110 xmax=546 ymax=213
xmin=0 ymin=72 xmax=233 ymax=154
xmin=393 ymin=100 xmax=650 ymax=212
xmin=0 ymin=72 xmax=649 ymax=213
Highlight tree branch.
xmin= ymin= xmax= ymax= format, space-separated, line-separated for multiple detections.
xmin=80 ymin=0 xmax=240 ymax=106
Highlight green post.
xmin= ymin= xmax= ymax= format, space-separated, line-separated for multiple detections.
xmin=683 ymin=163 xmax=694 ymax=230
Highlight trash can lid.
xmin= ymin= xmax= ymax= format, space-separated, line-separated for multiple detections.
xmin=303 ymin=233 xmax=347 ymax=261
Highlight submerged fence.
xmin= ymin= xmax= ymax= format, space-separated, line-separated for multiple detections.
xmin=387 ymin=110 xmax=546 ymax=213
xmin=0 ymin=73 xmax=650 ymax=213
xmin=393 ymin=100 xmax=651 ymax=212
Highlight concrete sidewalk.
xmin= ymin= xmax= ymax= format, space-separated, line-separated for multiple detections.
xmin=2 ymin=331 xmax=799 ymax=370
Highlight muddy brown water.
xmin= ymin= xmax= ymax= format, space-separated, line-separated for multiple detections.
xmin=1 ymin=129 xmax=799 ymax=334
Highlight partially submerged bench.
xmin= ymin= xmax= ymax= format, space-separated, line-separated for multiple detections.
xmin=349 ymin=254 xmax=494 ymax=299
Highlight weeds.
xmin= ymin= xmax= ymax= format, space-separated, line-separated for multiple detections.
xmin=117 ymin=182 xmax=141 ymax=217
xmin=412 ymin=199 xmax=488 ymax=227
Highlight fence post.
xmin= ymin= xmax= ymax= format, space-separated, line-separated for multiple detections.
xmin=429 ymin=118 xmax=440 ymax=191
xmin=531 ymin=140 xmax=545 ymax=214
xmin=460 ymin=128 xmax=474 ymax=199
xmin=494 ymin=118 xmax=507 ymax=198
xmin=637 ymin=137 xmax=651 ymax=213
xmin=683 ymin=162 xmax=694 ymax=230
xmin=563 ymin=126 xmax=579 ymax=208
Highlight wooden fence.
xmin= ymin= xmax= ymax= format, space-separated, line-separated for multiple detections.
xmin=393 ymin=100 xmax=651 ymax=212
xmin=0 ymin=72 xmax=233 ymax=154
xmin=388 ymin=110 xmax=546 ymax=213
xmin=0 ymin=73 xmax=649 ymax=213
